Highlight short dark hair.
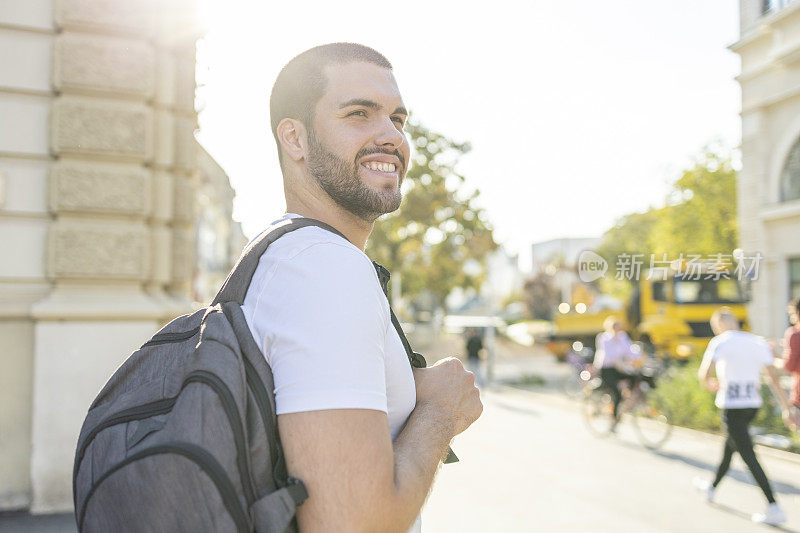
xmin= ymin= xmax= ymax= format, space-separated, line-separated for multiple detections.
xmin=269 ymin=43 xmax=392 ymax=167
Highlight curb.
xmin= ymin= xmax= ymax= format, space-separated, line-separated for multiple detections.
xmin=492 ymin=383 xmax=800 ymax=467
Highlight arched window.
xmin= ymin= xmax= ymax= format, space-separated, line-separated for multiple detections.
xmin=780 ymin=138 xmax=800 ymax=202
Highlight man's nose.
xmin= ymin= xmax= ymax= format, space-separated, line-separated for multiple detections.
xmin=373 ymin=116 xmax=405 ymax=149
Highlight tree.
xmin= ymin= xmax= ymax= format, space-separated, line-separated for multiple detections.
xmin=595 ymin=147 xmax=738 ymax=301
xmin=523 ymin=271 xmax=561 ymax=320
xmin=366 ymin=120 xmax=496 ymax=313
xmin=650 ymin=149 xmax=738 ymax=256
xmin=596 ymin=209 xmax=663 ymax=300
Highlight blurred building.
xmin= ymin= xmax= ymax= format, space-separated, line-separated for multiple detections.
xmin=530 ymin=237 xmax=600 ymax=305
xmin=733 ymin=0 xmax=800 ymax=337
xmin=481 ymin=246 xmax=524 ymax=306
xmin=447 ymin=246 xmax=524 ymax=315
xmin=194 ymin=143 xmax=247 ymax=304
xmin=531 ymin=237 xmax=600 ymax=275
xmin=0 ymin=0 xmax=241 ymax=513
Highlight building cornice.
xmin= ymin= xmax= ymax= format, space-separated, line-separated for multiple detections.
xmin=732 ymin=1 xmax=800 ymax=53
xmin=760 ymin=198 xmax=800 ymax=221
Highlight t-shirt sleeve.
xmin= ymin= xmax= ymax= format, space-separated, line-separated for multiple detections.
xmin=249 ymin=242 xmax=390 ymax=415
xmin=702 ymin=337 xmax=719 ymax=363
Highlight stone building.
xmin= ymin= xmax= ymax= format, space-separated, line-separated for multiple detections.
xmin=0 ymin=0 xmax=212 ymax=512
xmin=733 ymin=0 xmax=800 ymax=337
xmin=194 ymin=142 xmax=247 ymax=304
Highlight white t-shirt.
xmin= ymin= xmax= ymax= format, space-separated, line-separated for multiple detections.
xmin=701 ymin=330 xmax=773 ymax=409
xmin=241 ymin=214 xmax=421 ymax=532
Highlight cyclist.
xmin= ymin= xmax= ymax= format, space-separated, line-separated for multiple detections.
xmin=593 ymin=316 xmax=642 ymax=425
xmin=692 ymin=307 xmax=793 ymax=526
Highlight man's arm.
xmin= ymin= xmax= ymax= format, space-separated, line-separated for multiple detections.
xmin=763 ymin=365 xmax=798 ymax=429
xmin=279 ymin=358 xmax=481 ymax=533
xmin=697 ymin=346 xmax=719 ymax=392
xmin=593 ymin=334 xmax=605 ymax=369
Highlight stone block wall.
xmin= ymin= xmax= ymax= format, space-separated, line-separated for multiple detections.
xmin=0 ymin=0 xmax=202 ymax=512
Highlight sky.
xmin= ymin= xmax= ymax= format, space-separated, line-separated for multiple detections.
xmin=195 ymin=0 xmax=741 ymax=271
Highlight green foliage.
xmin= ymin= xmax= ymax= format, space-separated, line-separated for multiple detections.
xmin=595 ymin=147 xmax=739 ymax=301
xmin=754 ymin=383 xmax=791 ymax=436
xmin=367 ymin=120 xmax=496 ymax=310
xmin=652 ymin=361 xmax=720 ymax=431
xmin=650 ymin=150 xmax=738 ymax=257
xmin=507 ymin=373 xmax=546 ymax=387
xmin=596 ymin=209 xmax=662 ymax=301
xmin=652 ymin=360 xmax=790 ymax=436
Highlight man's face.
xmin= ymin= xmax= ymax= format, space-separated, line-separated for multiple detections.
xmin=305 ymin=61 xmax=410 ymax=222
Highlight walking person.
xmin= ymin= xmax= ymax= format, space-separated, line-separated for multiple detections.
xmin=693 ymin=308 xmax=794 ymax=526
xmin=240 ymin=43 xmax=482 ymax=531
xmin=776 ymin=298 xmax=800 ymax=430
xmin=465 ymin=328 xmax=485 ymax=387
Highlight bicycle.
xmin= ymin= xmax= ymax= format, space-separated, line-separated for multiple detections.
xmin=561 ymin=343 xmax=594 ymax=398
xmin=581 ymin=359 xmax=673 ymax=449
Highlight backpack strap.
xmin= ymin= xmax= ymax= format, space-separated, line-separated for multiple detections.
xmin=212 ymin=217 xmax=347 ymax=305
xmin=372 ymin=261 xmax=459 ymax=464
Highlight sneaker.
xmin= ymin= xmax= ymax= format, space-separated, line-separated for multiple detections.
xmin=752 ymin=503 xmax=787 ymax=526
xmin=692 ymin=477 xmax=715 ymax=502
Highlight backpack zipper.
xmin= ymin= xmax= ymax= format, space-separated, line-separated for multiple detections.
xmin=188 ymin=370 xmax=257 ymax=507
xmin=141 ymin=326 xmax=201 ymax=347
xmin=73 ymin=397 xmax=177 ymax=497
xmin=243 ymin=357 xmax=290 ymax=491
xmin=77 ymin=442 xmax=249 ymax=533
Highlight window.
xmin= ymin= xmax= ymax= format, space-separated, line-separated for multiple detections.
xmin=790 ymin=258 xmax=800 ymax=300
xmin=673 ymin=279 xmax=746 ymax=304
xmin=763 ymin=0 xmax=798 ymax=15
xmin=781 ymin=138 xmax=800 ymax=202
xmin=652 ymin=281 xmax=667 ymax=302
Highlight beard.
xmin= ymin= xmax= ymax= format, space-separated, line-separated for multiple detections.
xmin=306 ymin=130 xmax=403 ymax=222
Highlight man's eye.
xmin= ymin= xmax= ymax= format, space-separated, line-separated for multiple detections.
xmin=347 ymin=110 xmax=367 ymax=117
xmin=391 ymin=116 xmax=405 ymax=125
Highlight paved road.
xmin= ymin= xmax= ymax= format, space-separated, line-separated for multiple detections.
xmin=422 ymin=385 xmax=800 ymax=532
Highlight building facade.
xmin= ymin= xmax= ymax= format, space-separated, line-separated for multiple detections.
xmin=733 ymin=0 xmax=800 ymax=338
xmin=0 ymin=0 xmax=212 ymax=512
xmin=194 ymin=142 xmax=247 ymax=304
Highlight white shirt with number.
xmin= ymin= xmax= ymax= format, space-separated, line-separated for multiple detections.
xmin=241 ymin=214 xmax=421 ymax=532
xmin=701 ymin=330 xmax=773 ymax=409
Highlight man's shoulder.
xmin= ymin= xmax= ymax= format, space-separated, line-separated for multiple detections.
xmin=249 ymin=223 xmax=383 ymax=306
xmin=263 ymin=223 xmax=360 ymax=261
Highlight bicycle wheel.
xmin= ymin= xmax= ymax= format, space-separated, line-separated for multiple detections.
xmin=632 ymin=395 xmax=672 ymax=449
xmin=582 ymin=389 xmax=617 ymax=437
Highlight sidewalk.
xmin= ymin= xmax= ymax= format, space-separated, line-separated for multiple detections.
xmin=0 ymin=511 xmax=76 ymax=532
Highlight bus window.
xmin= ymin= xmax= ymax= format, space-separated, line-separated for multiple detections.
xmin=652 ymin=281 xmax=667 ymax=302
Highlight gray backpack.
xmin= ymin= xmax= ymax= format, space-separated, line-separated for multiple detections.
xmin=73 ymin=216 xmax=454 ymax=532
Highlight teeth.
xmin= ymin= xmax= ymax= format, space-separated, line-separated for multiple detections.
xmin=364 ymin=162 xmax=396 ymax=172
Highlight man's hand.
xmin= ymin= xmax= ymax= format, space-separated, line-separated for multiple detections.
xmin=704 ymin=377 xmax=720 ymax=393
xmin=413 ymin=357 xmax=483 ymax=438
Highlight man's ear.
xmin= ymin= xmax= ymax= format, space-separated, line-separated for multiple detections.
xmin=276 ymin=118 xmax=308 ymax=163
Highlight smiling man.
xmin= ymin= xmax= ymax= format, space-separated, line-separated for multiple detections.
xmin=241 ymin=43 xmax=483 ymax=532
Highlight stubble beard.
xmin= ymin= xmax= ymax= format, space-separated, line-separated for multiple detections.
xmin=306 ymin=130 xmax=403 ymax=223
